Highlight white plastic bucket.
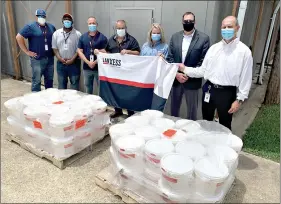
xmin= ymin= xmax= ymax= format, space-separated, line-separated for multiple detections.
xmin=109 ymin=123 xmax=135 ymax=143
xmin=20 ymin=93 xmax=46 ymax=108
xmin=49 ymin=113 xmax=75 ymax=138
xmin=227 ymin=134 xmax=243 ymax=153
xmin=197 ymin=120 xmax=231 ymax=134
xmin=151 ymin=118 xmax=175 ymax=131
xmin=115 ymin=135 xmax=145 ymax=174
xmin=144 ymin=139 xmax=174 ymax=177
xmin=175 ymin=141 xmax=206 ymax=162
xmin=160 ymin=153 xmax=194 ymax=195
xmin=134 ymin=125 xmax=161 ymax=142
xmin=194 ymin=157 xmax=229 ymax=197
xmin=141 ymin=109 xmax=164 ymax=119
xmin=4 ymin=97 xmax=24 ymax=120
xmin=125 ymin=115 xmax=150 ymax=128
xmin=23 ymin=105 xmax=50 ymax=133
xmin=207 ymin=145 xmax=238 ymax=172
xmin=161 ymin=129 xmax=187 ymax=145
xmin=24 ymin=126 xmax=50 ymax=150
xmin=50 ymin=136 xmax=75 ymax=159
xmin=75 ymin=127 xmax=93 ymax=152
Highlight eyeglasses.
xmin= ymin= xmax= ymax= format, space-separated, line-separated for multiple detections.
xmin=183 ymin=20 xmax=195 ymax=24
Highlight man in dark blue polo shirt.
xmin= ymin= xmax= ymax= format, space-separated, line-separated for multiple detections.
xmin=16 ymin=9 xmax=56 ymax=92
xmin=77 ymin=16 xmax=108 ymax=94
xmin=96 ymin=19 xmax=140 ymax=118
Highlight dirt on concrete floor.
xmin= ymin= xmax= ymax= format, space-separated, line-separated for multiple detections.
xmin=1 ymin=77 xmax=279 ymax=203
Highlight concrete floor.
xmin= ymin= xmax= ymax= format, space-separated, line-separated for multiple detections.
xmin=1 ymin=76 xmax=280 ymax=203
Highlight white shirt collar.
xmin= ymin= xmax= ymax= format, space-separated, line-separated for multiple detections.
xmin=222 ymin=37 xmax=240 ymax=45
xmin=183 ymin=29 xmax=195 ymax=38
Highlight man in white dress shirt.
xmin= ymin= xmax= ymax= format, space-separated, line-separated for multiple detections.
xmin=178 ymin=16 xmax=253 ymax=130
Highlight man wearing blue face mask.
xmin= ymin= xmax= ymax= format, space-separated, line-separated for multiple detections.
xmin=178 ymin=16 xmax=253 ymax=130
xmin=16 ymin=9 xmax=56 ymax=92
xmin=52 ymin=13 xmax=82 ymax=90
xmin=77 ymin=16 xmax=108 ymax=94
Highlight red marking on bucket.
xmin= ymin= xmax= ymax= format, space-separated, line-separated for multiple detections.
xmin=119 ymin=152 xmax=135 ymax=159
xmin=64 ymin=125 xmax=73 ymax=131
xmin=147 ymin=155 xmax=160 ymax=164
xmin=52 ymin=101 xmax=64 ymax=104
xmin=161 ymin=194 xmax=178 ymax=204
xmin=163 ymin=129 xmax=177 ymax=138
xmin=33 ymin=121 xmax=42 ymax=129
xmin=150 ymin=153 xmax=156 ymax=156
xmin=64 ymin=143 xmax=73 ymax=148
xmin=75 ymin=119 xmax=87 ymax=129
xmin=162 ymin=173 xmax=177 ymax=183
xmin=216 ymin=182 xmax=224 ymax=187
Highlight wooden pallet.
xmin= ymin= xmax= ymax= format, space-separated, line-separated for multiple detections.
xmin=95 ymin=166 xmax=235 ymax=203
xmin=6 ymin=132 xmax=107 ymax=169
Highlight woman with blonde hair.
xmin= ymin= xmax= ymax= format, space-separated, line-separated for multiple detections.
xmin=140 ymin=23 xmax=169 ymax=58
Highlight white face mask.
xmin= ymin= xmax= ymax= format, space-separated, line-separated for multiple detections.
xmin=38 ymin=17 xmax=46 ymax=25
xmin=116 ymin=29 xmax=126 ymax=37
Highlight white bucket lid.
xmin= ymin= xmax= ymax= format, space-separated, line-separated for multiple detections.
xmin=161 ymin=129 xmax=187 ymax=144
xmin=175 ymin=141 xmax=206 ymax=161
xmin=134 ymin=125 xmax=161 ymax=141
xmin=109 ymin=123 xmax=135 ymax=141
xmin=141 ymin=109 xmax=164 ymax=119
xmin=194 ymin=157 xmax=229 ymax=181
xmin=60 ymin=89 xmax=77 ymax=95
xmin=20 ymin=93 xmax=45 ymax=106
xmin=197 ymin=120 xmax=231 ymax=133
xmin=180 ymin=121 xmax=201 ymax=133
xmin=125 ymin=115 xmax=150 ymax=127
xmin=145 ymin=139 xmax=174 ymax=156
xmin=227 ymin=134 xmax=243 ymax=152
xmin=62 ymin=94 xmax=81 ymax=102
xmin=207 ymin=145 xmax=238 ymax=162
xmin=115 ymin=135 xmax=145 ymax=151
xmin=161 ymin=153 xmax=193 ymax=175
xmin=49 ymin=112 xmax=74 ymax=126
xmin=151 ymin=118 xmax=175 ymax=131
xmin=175 ymin=119 xmax=193 ymax=129
xmin=23 ymin=105 xmax=49 ymax=117
xmin=47 ymin=105 xmax=70 ymax=116
xmin=82 ymin=95 xmax=102 ymax=102
xmin=92 ymin=101 xmax=107 ymax=112
xmin=4 ymin=97 xmax=22 ymax=109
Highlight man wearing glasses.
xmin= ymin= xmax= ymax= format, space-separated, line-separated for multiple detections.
xmin=167 ymin=12 xmax=210 ymax=120
xmin=16 ymin=9 xmax=56 ymax=92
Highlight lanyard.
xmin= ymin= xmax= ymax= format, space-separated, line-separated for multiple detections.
xmin=63 ymin=31 xmax=71 ymax=44
xmin=88 ymin=32 xmax=99 ymax=54
xmin=38 ymin=24 xmax=47 ymax=43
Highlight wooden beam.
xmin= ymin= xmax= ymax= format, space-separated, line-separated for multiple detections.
xmin=45 ymin=0 xmax=53 ymax=12
xmin=65 ymin=0 xmax=72 ymax=14
xmin=252 ymin=0 xmax=265 ymax=54
xmin=6 ymin=1 xmax=21 ymax=80
xmin=232 ymin=0 xmax=239 ymax=16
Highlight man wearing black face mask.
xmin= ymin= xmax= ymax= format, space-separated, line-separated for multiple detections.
xmin=167 ymin=12 xmax=210 ymax=120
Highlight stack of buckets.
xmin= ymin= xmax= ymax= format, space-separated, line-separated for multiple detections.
xmin=109 ymin=110 xmax=243 ymax=203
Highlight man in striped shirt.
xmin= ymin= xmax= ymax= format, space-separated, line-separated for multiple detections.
xmin=52 ymin=13 xmax=82 ymax=90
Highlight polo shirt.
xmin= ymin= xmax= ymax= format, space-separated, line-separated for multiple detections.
xmin=19 ymin=21 xmax=56 ymax=59
xmin=52 ymin=28 xmax=81 ymax=59
xmin=77 ymin=31 xmax=108 ymax=71
xmin=106 ymin=33 xmax=140 ymax=53
xmin=140 ymin=41 xmax=169 ymax=58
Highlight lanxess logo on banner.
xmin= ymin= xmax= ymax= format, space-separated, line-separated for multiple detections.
xmin=102 ymin=57 xmax=121 ymax=67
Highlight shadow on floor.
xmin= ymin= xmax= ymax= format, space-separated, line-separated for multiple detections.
xmin=224 ymin=178 xmax=246 ymax=203
xmin=238 ymin=153 xmax=259 ymax=171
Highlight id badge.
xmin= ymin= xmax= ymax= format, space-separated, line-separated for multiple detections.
xmin=45 ymin=44 xmax=48 ymax=51
xmin=90 ymin=54 xmax=94 ymax=62
xmin=204 ymin=92 xmax=211 ymax=103
xmin=64 ymin=44 xmax=68 ymax=50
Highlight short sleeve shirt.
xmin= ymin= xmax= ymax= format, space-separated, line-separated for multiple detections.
xmin=19 ymin=21 xmax=56 ymax=59
xmin=78 ymin=31 xmax=108 ymax=71
xmin=105 ymin=33 xmax=140 ymax=53
xmin=52 ymin=28 xmax=81 ymax=59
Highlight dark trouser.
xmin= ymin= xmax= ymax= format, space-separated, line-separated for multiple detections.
xmin=114 ymin=108 xmax=135 ymax=116
xmin=57 ymin=59 xmax=81 ymax=90
xmin=30 ymin=57 xmax=54 ymax=92
xmin=171 ymin=85 xmax=199 ymax=120
xmin=202 ymin=81 xmax=237 ymax=130
xmin=83 ymin=69 xmax=99 ymax=94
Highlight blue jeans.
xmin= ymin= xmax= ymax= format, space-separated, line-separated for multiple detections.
xmin=57 ymin=59 xmax=81 ymax=90
xmin=30 ymin=57 xmax=54 ymax=92
xmin=83 ymin=69 xmax=99 ymax=94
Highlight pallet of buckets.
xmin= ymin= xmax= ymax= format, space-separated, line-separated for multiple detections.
xmin=95 ymin=110 xmax=243 ymax=203
xmin=4 ymin=88 xmax=110 ymax=169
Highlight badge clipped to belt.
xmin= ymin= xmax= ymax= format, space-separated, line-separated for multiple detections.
xmin=204 ymin=85 xmax=211 ymax=103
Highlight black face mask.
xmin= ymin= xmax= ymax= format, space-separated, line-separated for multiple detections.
xmin=183 ymin=21 xmax=195 ymax=32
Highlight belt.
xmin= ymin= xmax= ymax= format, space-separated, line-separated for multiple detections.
xmin=207 ymin=80 xmax=236 ymax=90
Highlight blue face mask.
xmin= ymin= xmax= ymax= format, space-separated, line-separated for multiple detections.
xmin=63 ymin=20 xmax=72 ymax=29
xmin=221 ymin=28 xmax=235 ymax=41
xmin=88 ymin=24 xmax=97 ymax=32
xmin=151 ymin=34 xmax=161 ymax=42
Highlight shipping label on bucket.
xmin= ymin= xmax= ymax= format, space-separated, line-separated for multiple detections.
xmin=163 ymin=129 xmax=177 ymax=138
xmin=75 ymin=119 xmax=87 ymax=130
xmin=33 ymin=120 xmax=42 ymax=129
xmin=52 ymin=101 xmax=64 ymax=104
